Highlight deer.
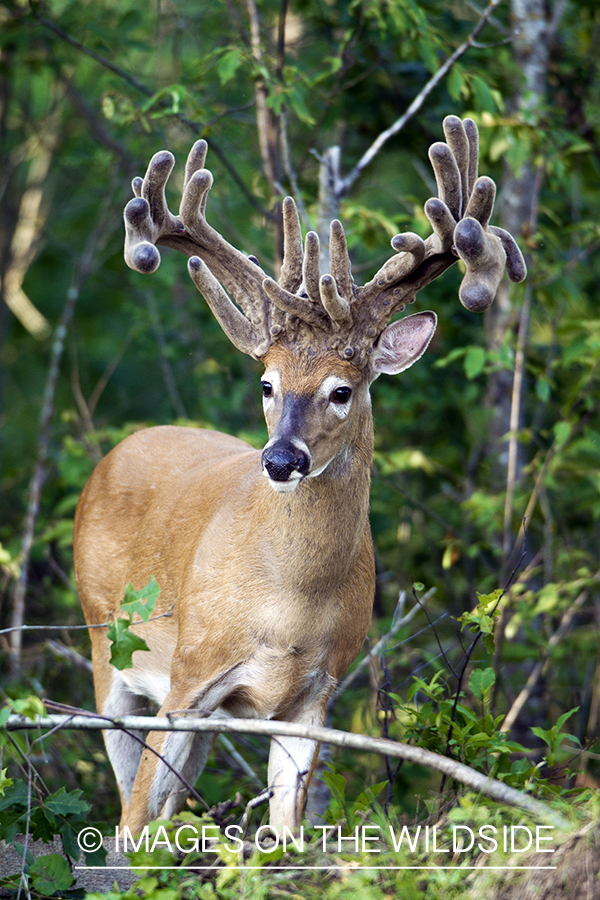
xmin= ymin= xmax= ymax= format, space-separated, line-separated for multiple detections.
xmin=73 ymin=116 xmax=526 ymax=834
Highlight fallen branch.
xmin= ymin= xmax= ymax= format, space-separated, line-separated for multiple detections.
xmin=5 ymin=712 xmax=569 ymax=829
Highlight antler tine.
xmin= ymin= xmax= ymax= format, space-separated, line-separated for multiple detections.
xmin=442 ymin=115 xmax=471 ymax=217
xmin=303 ymin=231 xmax=322 ymax=306
xmin=488 ymin=226 xmax=527 ymax=283
xmin=423 ymin=197 xmax=459 ymax=255
xmin=454 ymin=219 xmax=506 ymax=312
xmin=356 ymin=233 xmax=427 ymax=315
xmin=278 ymin=197 xmax=303 ymax=293
xmin=320 ymin=275 xmax=351 ymax=329
xmin=328 ymin=220 xmax=354 ymax=301
xmin=188 ymin=256 xmax=268 ymax=357
xmin=428 ymin=141 xmax=462 ymax=225
xmin=183 ymin=140 xmax=209 ymax=198
xmin=463 ymin=118 xmax=479 ymax=195
xmin=262 ymin=277 xmax=329 ymax=328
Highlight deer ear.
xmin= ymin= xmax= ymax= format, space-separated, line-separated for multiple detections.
xmin=370 ymin=311 xmax=437 ymax=378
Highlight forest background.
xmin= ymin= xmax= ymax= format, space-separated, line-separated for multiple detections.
xmin=1 ymin=0 xmax=600 ymax=897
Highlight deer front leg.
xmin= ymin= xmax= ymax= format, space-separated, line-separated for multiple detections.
xmin=123 ymin=673 xmax=225 ymax=834
xmin=123 ymin=715 xmax=216 ymax=834
xmin=267 ymin=694 xmax=330 ymax=828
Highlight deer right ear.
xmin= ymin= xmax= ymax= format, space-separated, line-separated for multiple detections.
xmin=369 ymin=311 xmax=437 ymax=379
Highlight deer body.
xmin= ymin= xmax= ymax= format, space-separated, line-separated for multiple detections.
xmin=74 ymin=117 xmax=525 ymax=833
xmin=75 ymin=350 xmax=379 ymax=831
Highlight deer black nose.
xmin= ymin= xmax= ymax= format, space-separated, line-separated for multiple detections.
xmin=262 ymin=442 xmax=310 ymax=482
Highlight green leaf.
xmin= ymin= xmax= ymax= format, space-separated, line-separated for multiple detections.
xmin=531 ymin=725 xmax=552 ymax=746
xmin=353 ymin=780 xmax=388 ymax=813
xmin=321 ymin=769 xmax=347 ymax=807
xmin=217 ymin=47 xmax=243 ymax=85
xmin=556 ymin=707 xmax=579 ymax=731
xmin=120 ymin=576 xmax=160 ymax=622
xmin=0 ymin=768 xmax=13 ymax=797
xmin=536 ymin=377 xmax=551 ymax=402
xmin=464 ymin=346 xmax=486 ymax=379
xmin=44 ymin=786 xmax=90 ymax=818
xmin=10 ymin=696 xmax=46 ymax=719
xmin=469 ymin=667 xmax=495 ymax=700
xmin=470 ymin=74 xmax=498 ymax=113
xmin=553 ymin=420 xmax=571 ymax=448
xmin=30 ymin=853 xmax=74 ymax=893
xmin=447 ymin=63 xmax=465 ymax=101
xmin=107 ymin=618 xmax=150 ymax=670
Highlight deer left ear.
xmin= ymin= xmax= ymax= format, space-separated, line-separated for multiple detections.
xmin=369 ymin=311 xmax=437 ymax=379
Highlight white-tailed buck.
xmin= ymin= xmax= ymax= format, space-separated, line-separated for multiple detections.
xmin=74 ymin=117 xmax=525 ymax=833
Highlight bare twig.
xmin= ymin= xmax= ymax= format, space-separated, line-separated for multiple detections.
xmin=216 ymin=734 xmax=264 ymax=789
xmin=337 ymin=0 xmax=507 ymax=199
xmin=412 ymin=583 xmax=459 ymax=679
xmin=0 ymin=606 xmax=174 ymax=637
xmin=45 ymin=640 xmax=93 ymax=674
xmin=4 ymin=710 xmax=569 ymax=828
xmin=9 ymin=192 xmax=119 ymax=675
xmin=331 ymin=588 xmax=434 ymax=702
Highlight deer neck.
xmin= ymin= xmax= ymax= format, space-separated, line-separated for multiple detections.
xmin=260 ymin=405 xmax=374 ymax=593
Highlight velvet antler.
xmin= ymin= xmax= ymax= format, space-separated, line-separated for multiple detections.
xmin=124 ymin=116 xmax=526 ymax=368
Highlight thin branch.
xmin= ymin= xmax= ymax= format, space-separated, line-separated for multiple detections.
xmin=338 ymin=0 xmax=507 ymax=198
xmin=9 ymin=191 xmax=118 ymax=675
xmin=33 ymin=15 xmax=149 ymax=94
xmin=4 ymin=711 xmax=569 ymax=828
xmin=45 ymin=640 xmax=93 ymax=674
xmin=438 ymin=533 xmax=528 ymax=793
xmin=42 ymin=701 xmax=209 ymax=811
xmin=412 ymin=583 xmax=459 ymax=679
xmin=0 ymin=606 xmax=174 ymax=637
xmin=217 ymin=734 xmax=264 ymax=789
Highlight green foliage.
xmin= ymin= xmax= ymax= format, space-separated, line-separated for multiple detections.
xmin=320 ymin=764 xmax=388 ymax=830
xmin=107 ymin=577 xmax=161 ymax=670
xmin=457 ymin=589 xmax=503 ymax=654
xmin=28 ymin=853 xmax=74 ymax=894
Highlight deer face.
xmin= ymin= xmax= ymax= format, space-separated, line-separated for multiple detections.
xmin=260 ymin=347 xmax=370 ymax=493
xmin=259 ymin=309 xmax=438 ymax=493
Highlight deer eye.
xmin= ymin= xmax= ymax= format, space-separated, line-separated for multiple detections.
xmin=330 ymin=386 xmax=352 ymax=404
xmin=261 ymin=381 xmax=273 ymax=398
